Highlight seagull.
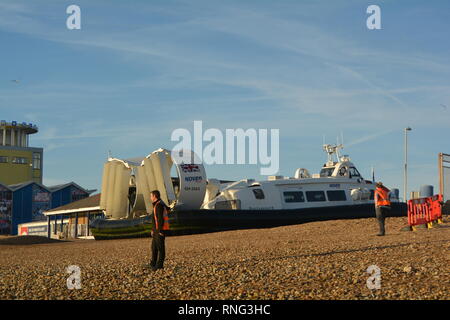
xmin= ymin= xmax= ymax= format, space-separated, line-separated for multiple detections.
xmin=440 ymin=104 xmax=448 ymax=110
xmin=10 ymin=80 xmax=20 ymax=84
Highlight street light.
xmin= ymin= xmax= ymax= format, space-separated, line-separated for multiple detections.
xmin=404 ymin=127 xmax=412 ymax=202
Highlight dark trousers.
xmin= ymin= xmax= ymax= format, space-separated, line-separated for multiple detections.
xmin=375 ymin=206 xmax=389 ymax=235
xmin=151 ymin=232 xmax=165 ymax=268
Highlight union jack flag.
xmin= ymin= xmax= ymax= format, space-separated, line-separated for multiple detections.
xmin=180 ymin=164 xmax=200 ymax=173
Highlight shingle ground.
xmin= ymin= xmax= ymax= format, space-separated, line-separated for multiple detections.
xmin=0 ymin=216 xmax=448 ymax=300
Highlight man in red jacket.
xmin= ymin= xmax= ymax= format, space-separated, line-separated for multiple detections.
xmin=149 ymin=190 xmax=170 ymax=271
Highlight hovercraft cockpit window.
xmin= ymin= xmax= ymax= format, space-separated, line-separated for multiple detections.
xmin=320 ymin=168 xmax=334 ymax=177
xmin=348 ymin=167 xmax=361 ymax=178
xmin=252 ymin=188 xmax=265 ymax=200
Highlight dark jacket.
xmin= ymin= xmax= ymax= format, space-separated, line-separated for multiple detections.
xmin=151 ymin=199 xmax=167 ymax=234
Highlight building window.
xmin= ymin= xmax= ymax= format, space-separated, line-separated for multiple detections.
xmin=306 ymin=191 xmax=326 ymax=202
xmin=12 ymin=157 xmax=28 ymax=164
xmin=0 ymin=156 xmax=8 ymax=163
xmin=326 ymin=190 xmax=347 ymax=201
xmin=252 ymin=188 xmax=265 ymax=200
xmin=32 ymin=153 xmax=41 ymax=169
xmin=283 ymin=191 xmax=305 ymax=203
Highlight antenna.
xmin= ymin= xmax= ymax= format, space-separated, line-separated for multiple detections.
xmin=341 ymin=131 xmax=344 ymax=146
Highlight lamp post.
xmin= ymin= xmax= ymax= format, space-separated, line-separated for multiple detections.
xmin=404 ymin=127 xmax=412 ymax=202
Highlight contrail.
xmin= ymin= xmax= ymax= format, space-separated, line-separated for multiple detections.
xmin=345 ymin=130 xmax=394 ymax=148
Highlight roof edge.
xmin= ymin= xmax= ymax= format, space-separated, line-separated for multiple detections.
xmin=9 ymin=181 xmax=52 ymax=192
xmin=44 ymin=206 xmax=102 ymax=216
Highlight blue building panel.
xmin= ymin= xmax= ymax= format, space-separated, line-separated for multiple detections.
xmin=11 ymin=183 xmax=51 ymax=235
xmin=51 ymin=188 xmax=68 ymax=209
xmin=12 ymin=184 xmax=32 ymax=235
xmin=9 ymin=182 xmax=90 ymax=235
xmin=51 ymin=185 xmax=89 ymax=209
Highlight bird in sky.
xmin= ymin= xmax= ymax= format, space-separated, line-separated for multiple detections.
xmin=440 ymin=104 xmax=448 ymax=110
xmin=10 ymin=80 xmax=20 ymax=84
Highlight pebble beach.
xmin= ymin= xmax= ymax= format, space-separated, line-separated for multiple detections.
xmin=0 ymin=216 xmax=448 ymax=300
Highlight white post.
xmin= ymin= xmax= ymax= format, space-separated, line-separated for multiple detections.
xmin=404 ymin=127 xmax=412 ymax=202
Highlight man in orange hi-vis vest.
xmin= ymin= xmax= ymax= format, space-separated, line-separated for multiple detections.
xmin=374 ymin=182 xmax=391 ymax=236
xmin=149 ymin=190 xmax=170 ymax=271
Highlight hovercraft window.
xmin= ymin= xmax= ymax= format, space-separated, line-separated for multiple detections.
xmin=252 ymin=188 xmax=265 ymax=200
xmin=283 ymin=191 xmax=305 ymax=203
xmin=348 ymin=167 xmax=361 ymax=178
xmin=326 ymin=190 xmax=347 ymax=201
xmin=320 ymin=168 xmax=334 ymax=177
xmin=306 ymin=191 xmax=326 ymax=202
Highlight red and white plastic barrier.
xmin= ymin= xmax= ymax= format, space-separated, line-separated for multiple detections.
xmin=407 ymin=194 xmax=443 ymax=228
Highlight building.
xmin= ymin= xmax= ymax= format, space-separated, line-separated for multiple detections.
xmin=0 ymin=120 xmax=96 ymax=235
xmin=48 ymin=182 xmax=92 ymax=209
xmin=9 ymin=181 xmax=52 ymax=235
xmin=0 ymin=181 xmax=92 ymax=235
xmin=40 ymin=193 xmax=103 ymax=239
xmin=0 ymin=120 xmax=43 ymax=185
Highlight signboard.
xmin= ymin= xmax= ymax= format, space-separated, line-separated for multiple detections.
xmin=19 ymin=225 xmax=48 ymax=236
xmin=32 ymin=185 xmax=51 ymax=221
xmin=20 ymin=226 xmax=28 ymax=235
xmin=0 ymin=120 xmax=37 ymax=130
xmin=34 ymin=192 xmax=50 ymax=202
xmin=0 ymin=185 xmax=12 ymax=235
xmin=28 ymin=225 xmax=47 ymax=234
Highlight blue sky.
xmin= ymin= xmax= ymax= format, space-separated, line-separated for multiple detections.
xmin=1 ymin=0 xmax=449 ymax=198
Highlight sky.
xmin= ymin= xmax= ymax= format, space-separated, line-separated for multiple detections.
xmin=1 ymin=0 xmax=449 ymax=199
